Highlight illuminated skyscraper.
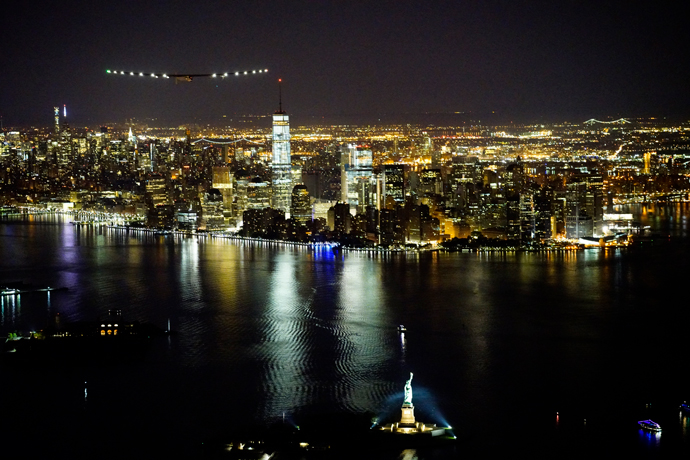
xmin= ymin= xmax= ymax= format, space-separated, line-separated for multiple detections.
xmin=271 ymin=80 xmax=292 ymax=215
xmin=290 ymin=184 xmax=311 ymax=224
xmin=54 ymin=107 xmax=59 ymax=136
xmin=212 ymin=166 xmax=233 ymax=214
xmin=247 ymin=177 xmax=272 ymax=210
xmin=52 ymin=105 xmax=72 ymax=166
xmin=419 ymin=168 xmax=443 ymax=197
xmin=341 ymin=143 xmax=375 ymax=212
xmin=384 ymin=164 xmax=406 ymax=206
xmin=146 ymin=173 xmax=169 ymax=207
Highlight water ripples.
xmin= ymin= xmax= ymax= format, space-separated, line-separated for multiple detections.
xmin=253 ymin=275 xmax=398 ymax=420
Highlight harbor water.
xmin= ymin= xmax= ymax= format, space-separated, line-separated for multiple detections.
xmin=2 ymin=207 xmax=690 ymax=458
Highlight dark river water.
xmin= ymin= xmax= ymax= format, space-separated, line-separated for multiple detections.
xmin=2 ymin=206 xmax=690 ymax=459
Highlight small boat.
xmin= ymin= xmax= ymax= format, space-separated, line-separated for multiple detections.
xmin=680 ymin=403 xmax=690 ymax=414
xmin=638 ymin=420 xmax=662 ymax=432
xmin=397 ymin=325 xmax=406 ymax=333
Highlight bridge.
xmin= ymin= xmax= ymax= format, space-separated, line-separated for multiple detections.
xmin=583 ymin=118 xmax=631 ymax=125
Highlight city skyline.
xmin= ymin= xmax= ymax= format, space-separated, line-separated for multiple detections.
xmin=4 ymin=4 xmax=690 ymax=456
xmin=2 ymin=109 xmax=688 ymax=250
xmin=2 ymin=1 xmax=689 ymax=127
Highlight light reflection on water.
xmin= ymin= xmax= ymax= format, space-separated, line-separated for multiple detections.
xmin=681 ymin=413 xmax=690 ymax=439
xmin=638 ymin=429 xmax=661 ymax=448
xmin=616 ymin=202 xmax=690 ymax=237
xmin=2 ymin=213 xmax=690 ymax=457
xmin=260 ymin=252 xmax=311 ymax=418
xmin=257 ymin=251 xmax=397 ymax=419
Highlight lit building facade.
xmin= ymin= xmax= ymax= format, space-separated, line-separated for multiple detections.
xmin=384 ymin=164 xmax=405 ymax=206
xmin=212 ymin=166 xmax=233 ymax=214
xmin=271 ymin=110 xmax=292 ymax=215
xmin=247 ymin=178 xmax=272 ymax=210
xmin=54 ymin=107 xmax=60 ymax=136
xmin=290 ymin=184 xmax=311 ymax=225
xmin=146 ymin=173 xmax=169 ymax=207
xmin=341 ymin=143 xmax=376 ymax=212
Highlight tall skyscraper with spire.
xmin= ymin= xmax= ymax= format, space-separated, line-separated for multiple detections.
xmin=271 ymin=80 xmax=292 ymax=215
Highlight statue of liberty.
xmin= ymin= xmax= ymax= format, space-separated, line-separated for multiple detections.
xmin=403 ymin=372 xmax=413 ymax=405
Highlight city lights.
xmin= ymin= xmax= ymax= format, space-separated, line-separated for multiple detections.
xmin=1 ymin=114 xmax=688 ymax=251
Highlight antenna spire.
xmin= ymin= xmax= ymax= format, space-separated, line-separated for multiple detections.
xmin=278 ymin=78 xmax=283 ymax=113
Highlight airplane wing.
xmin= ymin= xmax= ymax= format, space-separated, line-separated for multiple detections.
xmin=106 ymin=69 xmax=268 ymax=81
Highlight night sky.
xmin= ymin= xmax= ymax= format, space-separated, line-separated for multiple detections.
xmin=2 ymin=1 xmax=688 ymax=127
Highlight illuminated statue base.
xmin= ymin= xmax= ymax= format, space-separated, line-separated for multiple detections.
xmin=400 ymin=403 xmax=416 ymax=425
xmin=378 ymin=403 xmax=447 ymax=437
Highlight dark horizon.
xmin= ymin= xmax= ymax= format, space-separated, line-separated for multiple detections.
xmin=3 ymin=1 xmax=689 ymax=127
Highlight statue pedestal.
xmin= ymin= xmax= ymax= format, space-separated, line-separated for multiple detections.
xmin=400 ymin=403 xmax=416 ymax=425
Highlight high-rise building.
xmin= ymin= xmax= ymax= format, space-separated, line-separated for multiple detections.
xmin=247 ymin=177 xmax=272 ymax=210
xmin=450 ymin=155 xmax=478 ymax=210
xmin=379 ymin=208 xmax=404 ymax=245
xmin=290 ymin=185 xmax=311 ymax=225
xmin=233 ymin=169 xmax=252 ymax=218
xmin=506 ymin=196 xmax=520 ymax=241
xmin=419 ymin=168 xmax=443 ymax=197
xmin=271 ymin=84 xmax=292 ymax=215
xmin=146 ymin=173 xmax=169 ymax=207
xmin=54 ymin=107 xmax=60 ymax=136
xmin=291 ymin=165 xmax=303 ymax=186
xmin=341 ymin=143 xmax=375 ymax=212
xmin=384 ymin=164 xmax=406 ymax=206
xmin=534 ymin=188 xmax=553 ymax=241
xmin=272 ymin=112 xmax=290 ymax=166
xmin=329 ymin=202 xmax=351 ymax=236
xmin=519 ymin=193 xmax=535 ymax=243
xmin=212 ymin=166 xmax=233 ymax=214
xmin=242 ymin=208 xmax=286 ymax=237
xmin=200 ymin=190 xmax=225 ymax=230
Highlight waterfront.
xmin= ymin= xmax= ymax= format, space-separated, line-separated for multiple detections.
xmin=2 ymin=210 xmax=690 ymax=458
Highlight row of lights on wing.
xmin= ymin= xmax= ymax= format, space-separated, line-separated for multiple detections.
xmin=107 ymin=69 xmax=268 ymax=78
xmin=210 ymin=69 xmax=269 ymax=77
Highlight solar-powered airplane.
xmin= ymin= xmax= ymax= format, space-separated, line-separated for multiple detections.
xmin=106 ymin=68 xmax=268 ymax=83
